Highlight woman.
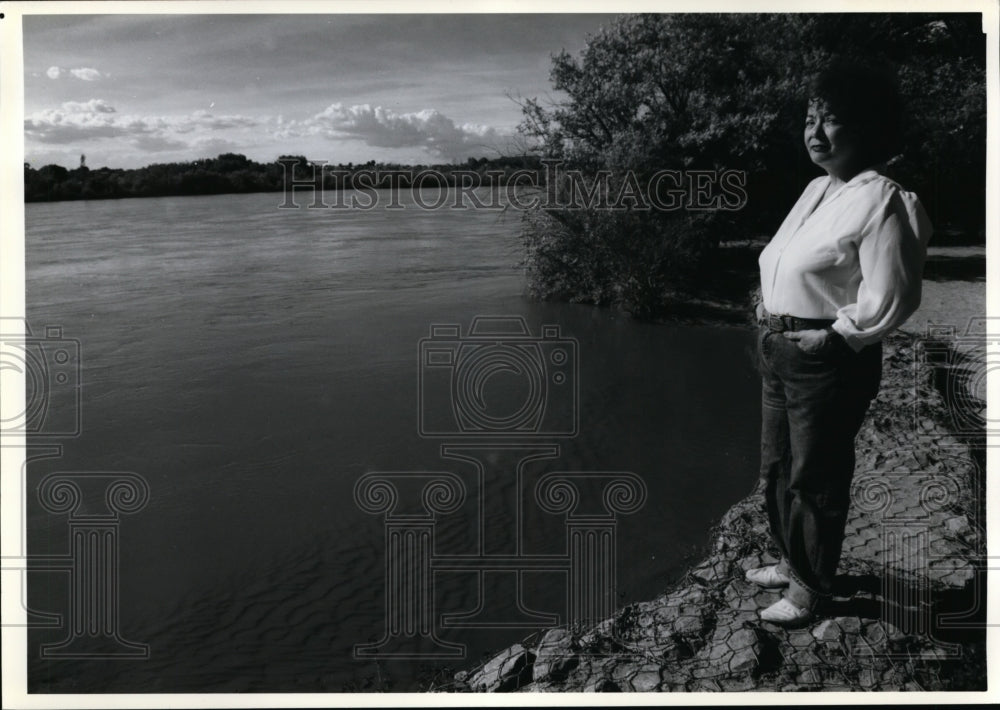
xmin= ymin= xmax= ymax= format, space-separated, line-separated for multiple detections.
xmin=746 ymin=63 xmax=933 ymax=626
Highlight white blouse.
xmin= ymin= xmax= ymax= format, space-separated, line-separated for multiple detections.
xmin=758 ymin=169 xmax=933 ymax=353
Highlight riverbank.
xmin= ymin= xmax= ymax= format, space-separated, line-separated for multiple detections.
xmin=446 ymin=275 xmax=987 ymax=692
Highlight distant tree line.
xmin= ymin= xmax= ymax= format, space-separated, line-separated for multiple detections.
xmin=23 ymin=153 xmax=545 ymax=203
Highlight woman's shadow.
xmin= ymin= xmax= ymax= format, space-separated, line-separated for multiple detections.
xmin=826 ymin=332 xmax=986 ymax=654
xmin=826 ymin=568 xmax=986 ymax=648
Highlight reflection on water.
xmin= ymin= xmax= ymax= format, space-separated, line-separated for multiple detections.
xmin=24 ymin=190 xmax=761 ymax=691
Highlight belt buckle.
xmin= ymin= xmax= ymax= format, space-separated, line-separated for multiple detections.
xmin=766 ymin=313 xmax=785 ymax=332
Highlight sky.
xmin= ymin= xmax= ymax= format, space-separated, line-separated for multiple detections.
xmin=22 ymin=13 xmax=616 ymax=169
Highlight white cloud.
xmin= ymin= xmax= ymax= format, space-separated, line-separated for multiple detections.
xmin=62 ymin=99 xmax=117 ymax=114
xmin=186 ymin=110 xmax=257 ymax=130
xmin=25 ymin=97 xmax=514 ymax=164
xmin=69 ymin=67 xmax=103 ymax=81
xmin=45 ymin=66 xmax=105 ymax=81
xmin=25 ymin=102 xmax=135 ymax=143
xmin=290 ymin=103 xmax=509 ymax=161
xmin=24 ymin=100 xmax=260 ymax=151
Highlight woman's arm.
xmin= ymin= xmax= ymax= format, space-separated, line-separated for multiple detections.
xmin=830 ymin=187 xmax=934 ymax=352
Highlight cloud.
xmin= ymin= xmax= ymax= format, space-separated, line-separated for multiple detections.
xmin=25 ymin=97 xmax=514 ymax=164
xmin=24 ymin=100 xmax=260 ymax=150
xmin=25 ymin=102 xmax=138 ymax=143
xmin=69 ymin=67 xmax=103 ymax=81
xmin=186 ymin=110 xmax=258 ymax=131
xmin=45 ymin=66 xmax=105 ymax=81
xmin=292 ymin=103 xmax=509 ymax=160
xmin=62 ymin=99 xmax=117 ymax=114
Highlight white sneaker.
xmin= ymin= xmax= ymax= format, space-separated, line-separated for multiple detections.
xmin=760 ymin=598 xmax=814 ymax=627
xmin=745 ymin=565 xmax=790 ymax=589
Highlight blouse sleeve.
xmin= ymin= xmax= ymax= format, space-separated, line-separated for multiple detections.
xmin=831 ymin=186 xmax=933 ymax=352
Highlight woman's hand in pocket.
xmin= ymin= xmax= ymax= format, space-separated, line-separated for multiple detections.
xmin=783 ymin=328 xmax=835 ymax=354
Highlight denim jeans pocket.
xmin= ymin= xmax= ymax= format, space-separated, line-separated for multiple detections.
xmin=757 ymin=325 xmax=774 ymax=364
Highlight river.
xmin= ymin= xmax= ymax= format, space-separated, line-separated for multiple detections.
xmin=23 ymin=188 xmax=761 ymax=692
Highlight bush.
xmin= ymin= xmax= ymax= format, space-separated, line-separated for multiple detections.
xmin=521 ymin=204 xmax=723 ymax=320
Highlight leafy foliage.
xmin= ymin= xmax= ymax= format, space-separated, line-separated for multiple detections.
xmin=522 ymin=203 xmax=724 ymax=320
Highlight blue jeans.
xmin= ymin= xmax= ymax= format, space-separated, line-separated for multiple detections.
xmin=757 ymin=324 xmax=882 ymax=609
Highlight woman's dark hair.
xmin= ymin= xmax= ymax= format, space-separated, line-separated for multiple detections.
xmin=807 ymin=61 xmax=903 ymax=165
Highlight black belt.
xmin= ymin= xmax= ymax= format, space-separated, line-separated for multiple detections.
xmin=759 ymin=308 xmax=834 ymax=333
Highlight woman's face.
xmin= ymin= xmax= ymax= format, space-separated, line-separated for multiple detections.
xmin=804 ymin=99 xmax=864 ymax=179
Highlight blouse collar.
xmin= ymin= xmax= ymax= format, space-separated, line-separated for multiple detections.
xmin=801 ymin=169 xmax=881 ymax=225
xmin=842 ymin=168 xmax=882 ymax=187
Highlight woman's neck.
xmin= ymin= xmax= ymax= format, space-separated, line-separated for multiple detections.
xmin=825 ymin=163 xmax=868 ymax=188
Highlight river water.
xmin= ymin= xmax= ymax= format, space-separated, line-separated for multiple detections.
xmin=23 ymin=188 xmax=761 ymax=692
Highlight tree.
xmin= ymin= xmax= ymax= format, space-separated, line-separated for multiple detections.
xmin=212 ymin=153 xmax=252 ymax=173
xmin=521 ymin=16 xmax=801 ymax=172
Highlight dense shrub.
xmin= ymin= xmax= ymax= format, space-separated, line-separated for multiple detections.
xmin=522 ymin=205 xmax=724 ymax=320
